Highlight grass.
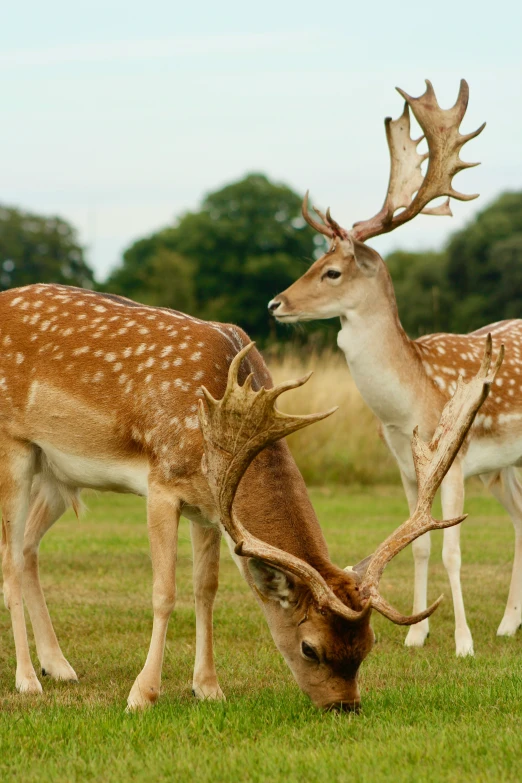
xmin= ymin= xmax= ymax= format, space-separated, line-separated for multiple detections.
xmin=269 ymin=349 xmax=398 ymax=485
xmin=1 ymin=486 xmax=522 ymax=782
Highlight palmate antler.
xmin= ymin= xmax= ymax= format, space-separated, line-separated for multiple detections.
xmin=302 ymin=79 xmax=485 ymax=243
xmin=198 ymin=338 xmax=502 ymax=626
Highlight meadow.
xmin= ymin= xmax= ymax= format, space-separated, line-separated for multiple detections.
xmin=1 ymin=484 xmax=522 ymax=782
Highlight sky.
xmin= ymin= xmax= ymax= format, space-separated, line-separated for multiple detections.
xmin=2 ymin=1 xmax=522 ymax=281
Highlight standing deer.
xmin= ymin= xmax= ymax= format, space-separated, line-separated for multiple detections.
xmin=0 ymin=283 xmax=498 ymax=708
xmin=268 ymin=79 xmax=522 ymax=657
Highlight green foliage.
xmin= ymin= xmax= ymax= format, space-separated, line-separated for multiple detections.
xmin=0 ymin=205 xmax=94 ymax=291
xmin=386 ymin=250 xmax=453 ymax=336
xmin=107 ymin=173 xmax=330 ymax=342
xmin=446 ymin=192 xmax=522 ymax=332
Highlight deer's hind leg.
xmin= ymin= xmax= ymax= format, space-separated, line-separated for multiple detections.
xmin=23 ymin=475 xmax=79 ymax=681
xmin=0 ymin=438 xmax=41 ymax=693
xmin=481 ymin=468 xmax=522 ymax=637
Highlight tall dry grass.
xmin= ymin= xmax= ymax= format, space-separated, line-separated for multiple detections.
xmin=266 ymin=348 xmax=399 ymax=485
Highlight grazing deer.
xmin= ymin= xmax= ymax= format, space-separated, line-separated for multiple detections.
xmin=0 ymin=284 xmax=498 ymax=709
xmin=268 ymin=79 xmax=522 ymax=657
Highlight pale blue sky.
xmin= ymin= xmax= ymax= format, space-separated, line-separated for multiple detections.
xmin=2 ymin=1 xmax=521 ymax=279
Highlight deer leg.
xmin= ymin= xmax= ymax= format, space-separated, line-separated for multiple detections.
xmin=127 ymin=484 xmax=180 ymax=711
xmin=0 ymin=441 xmax=41 ymax=693
xmin=23 ymin=484 xmax=78 ymax=681
xmin=190 ymin=521 xmax=224 ymax=700
xmin=402 ymin=475 xmax=431 ymax=648
xmin=440 ymin=465 xmax=473 ymax=656
xmin=481 ymin=468 xmax=522 ymax=637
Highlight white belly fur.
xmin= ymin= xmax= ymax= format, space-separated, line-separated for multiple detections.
xmin=36 ymin=440 xmax=149 ymax=496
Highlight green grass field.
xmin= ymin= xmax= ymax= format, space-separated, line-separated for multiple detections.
xmin=1 ymin=486 xmax=522 ymax=782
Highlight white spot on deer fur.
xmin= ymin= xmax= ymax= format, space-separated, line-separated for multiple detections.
xmin=10 ymin=297 xmax=23 ymax=306
xmin=62 ymin=328 xmax=73 ymax=337
xmin=495 ymin=396 xmax=502 ymax=404
xmin=123 ymin=347 xmax=132 ymax=358
xmin=73 ymin=346 xmax=90 ymax=356
xmin=117 ymin=328 xmax=128 ymax=336
xmin=136 ymin=344 xmax=147 ymax=355
xmin=3 ymin=335 xmax=11 ymax=346
xmin=174 ymin=378 xmax=190 ymax=391
xmin=94 ymin=305 xmax=107 ymax=313
xmin=93 ymin=371 xmax=104 ymax=382
xmin=190 ymin=352 xmax=202 ymax=362
xmin=126 ymin=320 xmax=136 ymax=327
xmin=77 ymin=313 xmax=87 ymax=320
xmin=499 ymin=412 xmax=522 ymax=424
xmin=173 ymin=357 xmax=183 ymax=366
xmin=161 ymin=360 xmax=170 ymax=370
xmin=144 ymin=357 xmax=154 ymax=368
xmin=161 ymin=381 xmax=170 ymax=392
xmin=40 ymin=320 xmax=50 ymax=331
xmin=29 ymin=314 xmax=41 ymax=325
xmin=139 ymin=327 xmax=149 ymax=335
xmin=125 ymin=380 xmax=134 ymax=394
xmin=483 ymin=416 xmax=493 ymax=429
xmin=510 ymin=379 xmax=515 ymax=385
xmin=180 ymin=342 xmax=188 ymax=349
xmin=495 ymin=378 xmax=504 ymax=387
xmin=21 ymin=301 xmax=30 ymax=310
xmin=147 ymin=344 xmax=156 ymax=352
xmin=434 ymin=376 xmax=446 ymax=390
xmin=113 ymin=362 xmax=123 ymax=372
xmin=16 ymin=353 xmax=24 ymax=364
xmin=184 ymin=415 xmax=199 ymax=430
xmin=145 ymin=374 xmax=153 ymax=383
xmin=193 ymin=370 xmax=204 ymax=381
xmin=160 ymin=346 xmax=173 ymax=357
xmin=105 ymin=353 xmax=117 ymax=363
xmin=94 ymin=350 xmax=103 ymax=357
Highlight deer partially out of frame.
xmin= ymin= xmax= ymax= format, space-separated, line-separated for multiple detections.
xmin=0 ymin=284 xmax=499 ymax=708
xmin=269 ymin=79 xmax=522 ymax=657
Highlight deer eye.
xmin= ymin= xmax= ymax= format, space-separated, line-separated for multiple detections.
xmin=324 ymin=269 xmax=341 ymax=280
xmin=301 ymin=641 xmax=320 ymax=662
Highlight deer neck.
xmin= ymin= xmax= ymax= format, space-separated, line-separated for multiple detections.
xmin=336 ymin=274 xmax=424 ymax=428
xmin=233 ymin=442 xmax=332 ymax=573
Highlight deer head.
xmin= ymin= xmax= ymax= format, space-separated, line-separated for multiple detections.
xmin=268 ymin=80 xmax=485 ymax=322
xmin=198 ymin=338 xmax=501 ymax=710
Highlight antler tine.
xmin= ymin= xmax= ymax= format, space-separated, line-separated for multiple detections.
xmin=325 ymin=208 xmax=350 ymax=240
xmin=198 ymin=342 xmax=370 ymax=622
xmin=358 ymin=336 xmax=504 ymax=624
xmin=352 ymin=79 xmax=485 ymax=243
xmin=302 ymin=191 xmax=334 ymax=238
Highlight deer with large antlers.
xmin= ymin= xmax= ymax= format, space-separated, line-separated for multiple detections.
xmin=0 ymin=283 xmax=499 ymax=707
xmin=269 ymin=79 xmax=522 ymax=656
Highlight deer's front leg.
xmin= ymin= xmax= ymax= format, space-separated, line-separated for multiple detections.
xmin=440 ymin=463 xmax=473 ymax=657
xmin=127 ymin=484 xmax=180 ymax=711
xmin=190 ymin=521 xmax=224 ymax=701
xmin=1 ymin=441 xmax=41 ymax=694
xmin=402 ymin=474 xmax=431 ymax=649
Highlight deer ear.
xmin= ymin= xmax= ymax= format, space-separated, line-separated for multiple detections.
xmin=344 ymin=554 xmax=373 ymax=581
xmin=247 ymin=559 xmax=296 ymax=608
xmin=352 ymin=239 xmax=381 ymax=277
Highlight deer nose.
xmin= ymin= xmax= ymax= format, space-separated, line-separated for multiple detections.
xmin=268 ymin=299 xmax=281 ymax=313
xmin=324 ymin=700 xmax=361 ymax=714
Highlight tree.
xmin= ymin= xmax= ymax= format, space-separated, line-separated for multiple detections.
xmin=447 ymin=192 xmax=522 ymax=331
xmin=386 ymin=250 xmax=455 ymax=337
xmin=0 ymin=205 xmax=94 ymax=290
xmin=107 ymin=174 xmax=327 ymax=342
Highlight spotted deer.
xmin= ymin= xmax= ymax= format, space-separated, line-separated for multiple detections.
xmin=269 ymin=79 xmax=522 ymax=657
xmin=0 ymin=283 xmax=499 ymax=708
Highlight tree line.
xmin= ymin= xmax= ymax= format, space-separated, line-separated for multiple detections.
xmin=1 ymin=176 xmax=521 ymax=343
